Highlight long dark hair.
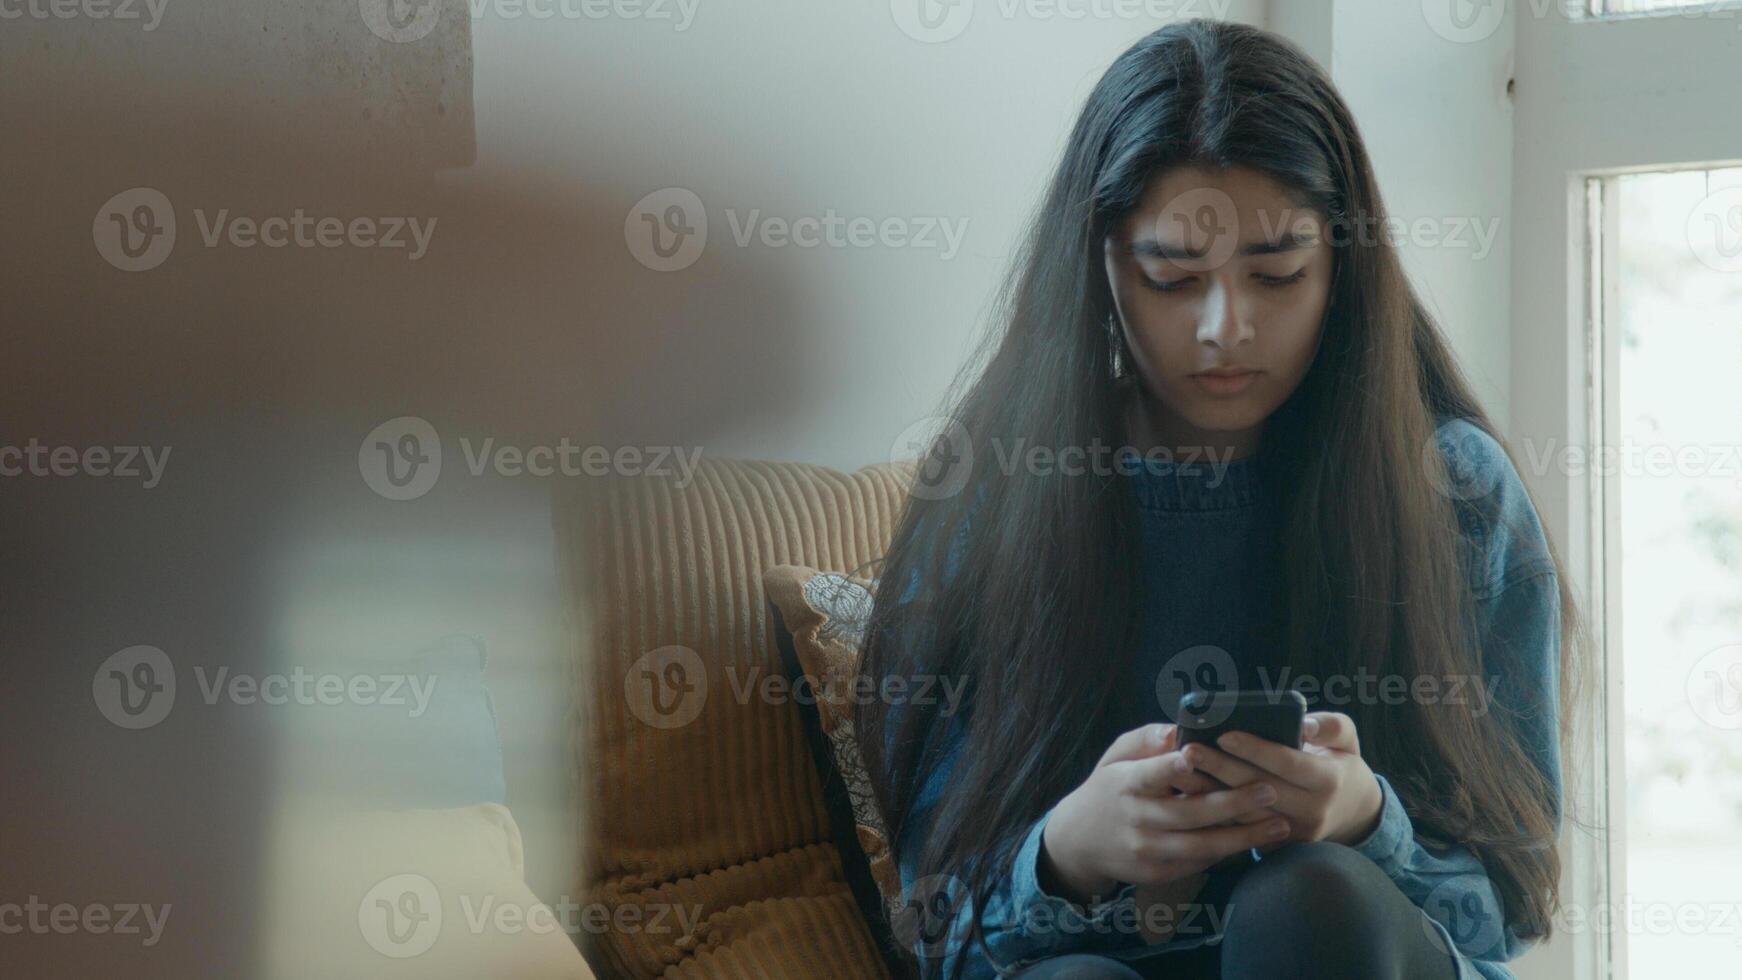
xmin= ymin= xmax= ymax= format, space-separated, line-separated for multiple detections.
xmin=855 ymin=19 xmax=1586 ymax=977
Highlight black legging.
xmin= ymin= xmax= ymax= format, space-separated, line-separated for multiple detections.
xmin=1013 ymin=842 xmax=1459 ymax=980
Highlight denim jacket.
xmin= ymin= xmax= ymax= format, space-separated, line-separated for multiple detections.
xmin=888 ymin=417 xmax=1563 ymax=980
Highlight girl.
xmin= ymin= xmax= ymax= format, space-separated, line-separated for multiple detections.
xmin=857 ymin=19 xmax=1584 ymax=980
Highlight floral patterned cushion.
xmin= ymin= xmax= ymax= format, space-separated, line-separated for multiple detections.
xmin=762 ymin=565 xmax=905 ymax=929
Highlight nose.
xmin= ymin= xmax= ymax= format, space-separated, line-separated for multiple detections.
xmin=1196 ymin=276 xmax=1254 ymax=350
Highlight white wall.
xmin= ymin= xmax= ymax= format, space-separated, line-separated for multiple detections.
xmin=453 ymin=0 xmax=1269 ymax=473
xmin=1266 ymin=0 xmax=1518 ymax=431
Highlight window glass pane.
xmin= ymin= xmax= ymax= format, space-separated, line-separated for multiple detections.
xmin=1616 ymin=165 xmax=1742 ymax=978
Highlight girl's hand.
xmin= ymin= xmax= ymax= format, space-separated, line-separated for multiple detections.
xmin=1038 ymin=722 xmax=1292 ymax=905
xmin=1177 ymin=711 xmax=1384 ymax=847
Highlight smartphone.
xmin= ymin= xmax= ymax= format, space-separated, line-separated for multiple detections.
xmin=1173 ymin=689 xmax=1307 ymax=750
xmin=1172 ymin=690 xmax=1308 ymax=867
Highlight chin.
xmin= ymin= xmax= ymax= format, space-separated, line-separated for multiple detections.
xmin=1175 ymin=399 xmax=1269 ymax=433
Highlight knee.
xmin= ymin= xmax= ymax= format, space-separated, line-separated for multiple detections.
xmin=1220 ymin=841 xmax=1398 ymax=956
xmin=1011 ymin=953 xmax=1145 ymax=979
xmin=1216 ymin=842 xmax=1455 ymax=980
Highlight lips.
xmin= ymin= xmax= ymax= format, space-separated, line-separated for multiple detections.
xmin=1189 ymin=369 xmax=1261 ymax=395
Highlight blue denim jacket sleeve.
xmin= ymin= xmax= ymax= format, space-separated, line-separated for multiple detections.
xmin=894 ymin=730 xmax=1145 ymax=976
xmin=1349 ymin=420 xmax=1564 ymax=976
xmin=887 ymin=485 xmax=1139 ymax=977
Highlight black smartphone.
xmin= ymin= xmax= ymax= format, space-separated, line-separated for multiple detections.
xmin=1173 ymin=689 xmax=1307 ymax=750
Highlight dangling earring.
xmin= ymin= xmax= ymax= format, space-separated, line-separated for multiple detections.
xmin=1108 ymin=313 xmax=1130 ymax=379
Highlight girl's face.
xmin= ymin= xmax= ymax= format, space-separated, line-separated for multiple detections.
xmin=1104 ymin=165 xmax=1334 ymax=454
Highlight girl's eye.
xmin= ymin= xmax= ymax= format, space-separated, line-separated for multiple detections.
xmin=1141 ymin=270 xmax=1306 ymax=292
xmin=1257 ymin=270 xmax=1308 ymax=288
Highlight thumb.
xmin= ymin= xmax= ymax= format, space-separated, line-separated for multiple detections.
xmin=1098 ymin=722 xmax=1176 ymax=767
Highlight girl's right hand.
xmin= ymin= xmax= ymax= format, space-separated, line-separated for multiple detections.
xmin=1038 ymin=722 xmax=1290 ymax=904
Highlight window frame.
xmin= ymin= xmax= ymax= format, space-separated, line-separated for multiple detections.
xmin=1514 ymin=7 xmax=1742 ymax=979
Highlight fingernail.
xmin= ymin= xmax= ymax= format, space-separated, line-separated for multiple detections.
xmin=1266 ymin=821 xmax=1289 ymax=840
xmin=1218 ymin=733 xmax=1242 ymax=749
xmin=1303 ymin=718 xmax=1319 ymax=737
xmin=1255 ymin=785 xmax=1277 ymax=805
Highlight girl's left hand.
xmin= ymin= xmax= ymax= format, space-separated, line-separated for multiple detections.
xmin=1178 ymin=711 xmax=1384 ymax=847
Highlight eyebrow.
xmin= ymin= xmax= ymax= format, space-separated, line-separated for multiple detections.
xmin=1126 ymin=228 xmax=1320 ymax=260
